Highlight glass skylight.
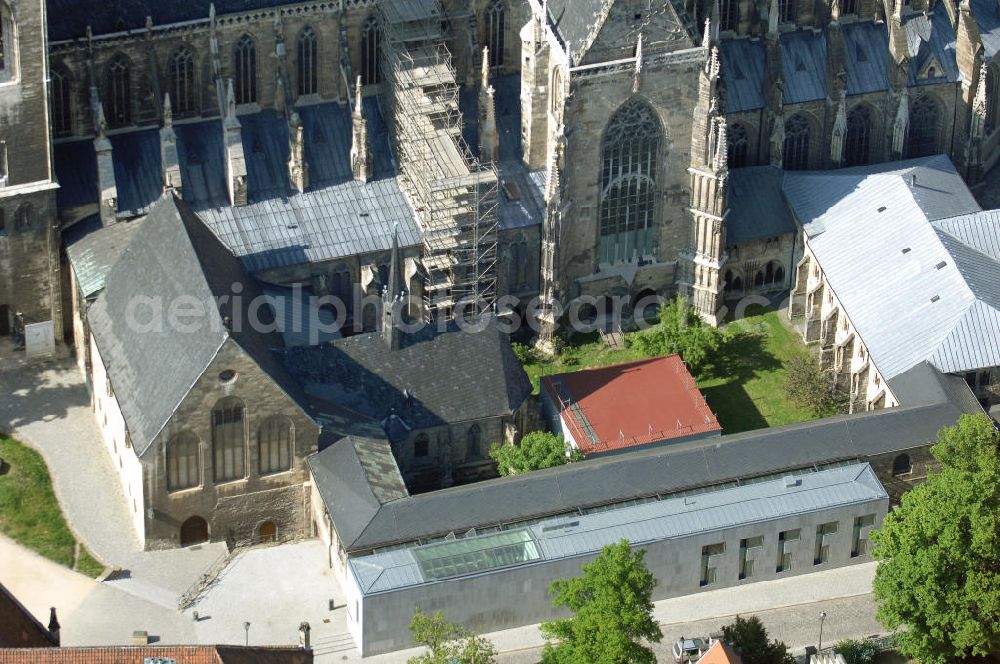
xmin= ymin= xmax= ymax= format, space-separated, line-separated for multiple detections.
xmin=413 ymin=529 xmax=541 ymax=581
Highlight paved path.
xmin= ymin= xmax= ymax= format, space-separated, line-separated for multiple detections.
xmin=0 ymin=347 xmax=224 ymax=606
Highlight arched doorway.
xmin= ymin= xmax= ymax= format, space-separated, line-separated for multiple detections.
xmin=180 ymin=516 xmax=209 ymax=546
xmin=258 ymin=520 xmax=277 ymax=543
xmin=892 ymin=454 xmax=911 ymax=476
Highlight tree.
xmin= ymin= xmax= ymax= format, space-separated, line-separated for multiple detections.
xmin=834 ymin=638 xmax=881 ymax=664
xmin=720 ymin=615 xmax=795 ymax=664
xmin=541 ymin=539 xmax=662 ymax=664
xmin=627 ymin=295 xmax=722 ymax=373
xmin=489 ymin=431 xmax=582 ymax=476
xmin=782 ymin=352 xmax=844 ymax=416
xmin=407 ymin=609 xmax=497 ymax=664
xmin=872 ymin=413 xmax=1000 ymax=664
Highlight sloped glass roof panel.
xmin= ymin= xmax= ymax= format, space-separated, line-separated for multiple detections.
xmin=412 ymin=529 xmax=541 ymax=580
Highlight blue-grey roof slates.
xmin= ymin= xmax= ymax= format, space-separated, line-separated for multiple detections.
xmin=721 ymin=38 xmax=766 ymax=113
xmin=973 ymin=0 xmax=1000 ymax=59
xmin=110 ymin=128 xmax=163 ymax=216
xmin=241 ymin=111 xmax=291 ymax=202
xmin=727 ymin=166 xmax=796 ymax=242
xmin=175 ymin=120 xmax=229 ymax=209
xmin=908 ymin=9 xmax=960 ymax=86
xmin=54 ymin=140 xmax=99 ymax=208
xmin=843 ymin=21 xmax=890 ymax=95
xmin=781 ymin=30 xmax=829 ymax=104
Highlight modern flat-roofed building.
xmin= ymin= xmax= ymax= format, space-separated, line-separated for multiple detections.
xmin=342 ymin=462 xmax=888 ymax=655
xmin=540 ymin=356 xmax=722 ymax=456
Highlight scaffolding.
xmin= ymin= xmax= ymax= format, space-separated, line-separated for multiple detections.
xmin=380 ymin=0 xmax=500 ymax=321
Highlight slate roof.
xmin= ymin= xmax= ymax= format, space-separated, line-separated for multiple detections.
xmin=175 ymin=120 xmax=229 ymax=209
xmin=0 ymin=646 xmax=313 ymax=664
xmin=843 ymin=21 xmax=890 ymax=95
xmin=721 ymin=39 xmax=766 ymax=113
xmin=972 ymin=0 xmax=1000 ymax=59
xmin=314 ymin=375 xmax=975 ymax=552
xmin=906 ymin=8 xmax=960 ymax=86
xmin=545 ymin=0 xmax=609 ymax=63
xmin=64 ymin=214 xmax=145 ymax=299
xmin=348 ymin=462 xmax=888 ymax=594
xmin=109 ymin=129 xmax=163 ymax=216
xmin=727 ymin=166 xmax=797 ymax=243
xmin=307 ymin=436 xmax=409 ymax=551
xmin=781 ymin=30 xmax=828 ymax=104
xmin=888 ymin=361 xmax=984 ymax=414
xmin=283 ymin=318 xmax=532 ymax=434
xmin=0 ymin=583 xmax=57 ymax=648
xmin=54 ymin=140 xmax=98 ymax=209
xmin=241 ymin=111 xmax=291 ymax=202
xmin=87 ymin=194 xmax=308 ymax=457
xmin=47 ymin=0 xmax=306 ymax=41
xmin=785 ymin=156 xmax=1000 ymax=381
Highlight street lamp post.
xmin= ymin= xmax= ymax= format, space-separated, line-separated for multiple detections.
xmin=818 ymin=611 xmax=828 ymax=651
xmin=243 ymin=622 xmax=251 ymax=647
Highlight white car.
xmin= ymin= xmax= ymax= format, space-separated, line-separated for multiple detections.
xmin=673 ymin=636 xmax=711 ymax=663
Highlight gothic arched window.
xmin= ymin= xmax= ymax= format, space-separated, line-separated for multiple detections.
xmin=234 ymin=34 xmax=257 ymax=105
xmin=485 ymin=0 xmax=506 ymax=69
xmin=907 ymin=96 xmax=940 ymax=158
xmin=170 ymin=45 xmax=196 ymax=115
xmin=720 ymin=0 xmax=739 ymax=32
xmin=297 ymin=26 xmax=318 ymax=97
xmin=778 ymin=0 xmax=796 ymax=23
xmin=106 ymin=55 xmax=132 ymax=127
xmin=361 ymin=16 xmax=380 ymax=86
xmin=783 ymin=114 xmax=811 ymax=170
xmin=51 ymin=66 xmax=73 ymax=136
xmin=551 ymin=67 xmax=564 ymax=116
xmin=467 ymin=424 xmax=482 ymax=460
xmin=211 ymin=397 xmax=246 ymax=482
xmin=728 ymin=123 xmax=749 ymax=168
xmin=844 ymin=105 xmax=872 ymax=166
xmin=258 ymin=415 xmax=293 ymax=475
xmin=987 ymin=66 xmax=999 ymax=134
xmin=0 ymin=1 xmax=16 ymax=82
xmin=840 ymin=0 xmax=858 ymax=16
xmin=14 ymin=203 xmax=33 ymax=231
xmin=508 ymin=238 xmax=528 ymax=290
xmin=599 ymin=99 xmax=662 ymax=265
xmin=167 ymin=432 xmax=200 ymax=491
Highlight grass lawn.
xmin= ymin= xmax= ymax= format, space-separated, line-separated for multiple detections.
xmin=0 ymin=436 xmax=105 ymax=577
xmin=519 ymin=307 xmax=818 ymax=434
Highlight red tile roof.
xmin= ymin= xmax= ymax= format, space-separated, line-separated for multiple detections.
xmin=0 ymin=646 xmax=312 ymax=664
xmin=696 ymin=640 xmax=743 ymax=664
xmin=0 ymin=583 xmax=58 ymax=648
xmin=541 ymin=355 xmax=721 ymax=454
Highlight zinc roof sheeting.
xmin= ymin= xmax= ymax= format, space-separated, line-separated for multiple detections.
xmin=781 ymin=30 xmax=828 ymax=104
xmin=932 ymin=211 xmax=1000 ymax=261
xmin=349 ymin=463 xmax=887 ymax=595
xmin=785 ymin=157 xmax=1000 ymax=380
xmin=721 ymin=39 xmax=767 ymax=113
xmin=843 ymin=21 xmax=890 ymax=95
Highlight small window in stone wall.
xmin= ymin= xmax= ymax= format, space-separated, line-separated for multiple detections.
xmin=0 ymin=140 xmax=7 ymax=185
xmin=892 ymin=453 xmax=912 ymax=476
xmin=0 ymin=2 xmax=16 ymax=82
xmin=14 ymin=203 xmax=33 ymax=233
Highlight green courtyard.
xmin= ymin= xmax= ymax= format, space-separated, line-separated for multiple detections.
xmin=0 ymin=436 xmax=105 ymax=577
xmin=518 ymin=308 xmax=819 ymax=434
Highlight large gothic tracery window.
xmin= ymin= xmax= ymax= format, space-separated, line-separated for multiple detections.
xmin=170 ymin=45 xmax=196 ymax=115
xmin=51 ymin=66 xmax=73 ymax=135
xmin=361 ymin=16 xmax=381 ymax=86
xmin=297 ymin=26 xmax=318 ymax=97
xmin=844 ymin=105 xmax=872 ymax=166
xmin=0 ymin=1 xmax=15 ymax=82
xmin=106 ymin=55 xmax=132 ymax=127
xmin=986 ymin=66 xmax=999 ymax=134
xmin=485 ymin=0 xmax=506 ymax=68
xmin=783 ymin=114 xmax=811 ymax=170
xmin=599 ymin=99 xmax=662 ymax=265
xmin=720 ymin=0 xmax=739 ymax=32
xmin=728 ymin=123 xmax=749 ymax=168
xmin=906 ymin=96 xmax=940 ymax=158
xmin=234 ymin=34 xmax=257 ymax=105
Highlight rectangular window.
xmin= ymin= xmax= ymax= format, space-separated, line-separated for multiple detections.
xmin=0 ymin=140 xmax=7 ymax=186
xmin=814 ymin=522 xmax=839 ymax=565
xmin=776 ymin=528 xmax=799 ymax=572
xmin=700 ymin=543 xmax=725 ymax=586
xmin=978 ymin=371 xmax=991 ymax=387
xmin=739 ymin=536 xmax=764 ymax=580
xmin=851 ymin=514 xmax=876 ymax=557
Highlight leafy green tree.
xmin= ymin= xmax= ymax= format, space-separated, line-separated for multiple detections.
xmin=541 ymin=540 xmax=662 ymax=664
xmin=782 ymin=352 xmax=845 ymax=416
xmin=627 ymin=295 xmax=722 ymax=372
xmin=489 ymin=432 xmax=582 ymax=477
xmin=872 ymin=413 xmax=1000 ymax=664
xmin=720 ymin=615 xmax=795 ymax=664
xmin=834 ymin=638 xmax=881 ymax=664
xmin=407 ymin=609 xmax=497 ymax=664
